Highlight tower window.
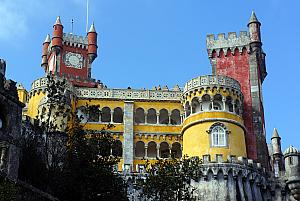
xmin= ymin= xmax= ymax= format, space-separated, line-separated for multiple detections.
xmin=211 ymin=126 xmax=226 ymax=147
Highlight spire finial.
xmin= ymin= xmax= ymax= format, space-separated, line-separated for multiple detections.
xmin=54 ymin=16 xmax=62 ymax=26
xmin=272 ymin=128 xmax=280 ymax=139
xmin=88 ymin=22 xmax=96 ymax=33
xmin=248 ymin=11 xmax=260 ymax=25
xmin=44 ymin=34 xmax=51 ymax=43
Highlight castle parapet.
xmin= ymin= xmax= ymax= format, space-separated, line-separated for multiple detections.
xmin=62 ymin=33 xmax=88 ymax=49
xmin=184 ymin=75 xmax=241 ymax=95
xmin=75 ymin=87 xmax=183 ymax=101
xmin=206 ymin=31 xmax=250 ymax=50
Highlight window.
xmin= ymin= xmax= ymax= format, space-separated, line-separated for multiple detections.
xmin=211 ymin=126 xmax=226 ymax=147
xmin=88 ymin=108 xmax=100 ymax=122
xmin=0 ymin=117 xmax=2 ymax=129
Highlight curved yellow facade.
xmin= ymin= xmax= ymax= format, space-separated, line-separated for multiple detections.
xmin=182 ymin=111 xmax=247 ymax=161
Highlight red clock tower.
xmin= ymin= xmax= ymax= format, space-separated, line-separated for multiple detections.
xmin=41 ymin=16 xmax=98 ymax=87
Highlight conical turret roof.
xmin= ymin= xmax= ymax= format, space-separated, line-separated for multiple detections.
xmin=88 ymin=22 xmax=96 ymax=33
xmin=54 ymin=16 xmax=62 ymax=26
xmin=271 ymin=128 xmax=280 ymax=139
xmin=43 ymin=34 xmax=51 ymax=43
xmin=248 ymin=11 xmax=261 ymax=25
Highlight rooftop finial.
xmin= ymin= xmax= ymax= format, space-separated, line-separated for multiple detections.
xmin=248 ymin=11 xmax=260 ymax=25
xmin=88 ymin=22 xmax=96 ymax=33
xmin=54 ymin=16 xmax=62 ymax=25
xmin=272 ymin=128 xmax=280 ymax=139
xmin=44 ymin=34 xmax=51 ymax=43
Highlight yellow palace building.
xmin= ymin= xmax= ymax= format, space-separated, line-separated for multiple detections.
xmin=18 ymin=12 xmax=268 ymax=172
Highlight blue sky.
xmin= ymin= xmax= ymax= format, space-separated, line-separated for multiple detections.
xmin=0 ymin=0 xmax=299 ymax=151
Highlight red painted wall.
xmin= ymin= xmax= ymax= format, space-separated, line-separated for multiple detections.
xmin=213 ymin=48 xmax=257 ymax=160
xmin=59 ymin=46 xmax=89 ymax=79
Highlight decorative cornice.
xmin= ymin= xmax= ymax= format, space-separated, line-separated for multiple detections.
xmin=181 ymin=117 xmax=246 ymax=134
xmin=183 ymin=75 xmax=241 ymax=95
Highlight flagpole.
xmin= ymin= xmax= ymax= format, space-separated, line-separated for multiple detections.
xmin=86 ymin=0 xmax=89 ymax=33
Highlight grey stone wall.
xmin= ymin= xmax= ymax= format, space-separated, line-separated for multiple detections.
xmin=123 ymin=101 xmax=134 ymax=170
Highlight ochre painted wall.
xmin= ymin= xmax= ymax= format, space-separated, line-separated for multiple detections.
xmin=17 ymin=89 xmax=28 ymax=104
xmin=182 ymin=111 xmax=246 ymax=161
xmin=26 ymin=92 xmax=46 ymax=118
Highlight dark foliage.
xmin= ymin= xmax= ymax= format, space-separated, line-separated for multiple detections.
xmin=18 ymin=75 xmax=128 ymax=201
xmin=139 ymin=156 xmax=202 ymax=201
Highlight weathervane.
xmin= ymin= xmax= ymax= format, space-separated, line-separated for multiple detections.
xmin=71 ymin=19 xmax=74 ymax=34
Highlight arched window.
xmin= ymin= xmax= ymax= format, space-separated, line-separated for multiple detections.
xmin=171 ymin=142 xmax=182 ymax=158
xmin=112 ymin=140 xmax=123 ymax=157
xmin=147 ymin=108 xmax=157 ymax=124
xmin=147 ymin=141 xmax=157 ymax=158
xmin=113 ymin=107 xmax=123 ymax=123
xmin=159 ymin=109 xmax=169 ymax=124
xmin=160 ymin=142 xmax=170 ymax=158
xmin=88 ymin=106 xmax=100 ymax=122
xmin=170 ymin=109 xmax=181 ymax=125
xmin=184 ymin=102 xmax=191 ymax=117
xmin=201 ymin=94 xmax=211 ymax=111
xmin=101 ymin=107 xmax=111 ymax=122
xmin=226 ymin=96 xmax=233 ymax=112
xmin=76 ymin=106 xmax=88 ymax=123
xmin=211 ymin=126 xmax=226 ymax=147
xmin=135 ymin=141 xmax=145 ymax=157
xmin=191 ymin=97 xmax=200 ymax=113
xmin=135 ymin=108 xmax=145 ymax=124
xmin=235 ymin=100 xmax=241 ymax=115
xmin=212 ymin=94 xmax=223 ymax=110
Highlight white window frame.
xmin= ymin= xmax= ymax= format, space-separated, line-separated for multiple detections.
xmin=211 ymin=126 xmax=226 ymax=147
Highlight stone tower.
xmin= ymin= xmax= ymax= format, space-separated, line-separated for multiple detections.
xmin=206 ymin=12 xmax=268 ymax=167
xmin=0 ymin=59 xmax=24 ymax=180
xmin=41 ymin=16 xmax=98 ymax=87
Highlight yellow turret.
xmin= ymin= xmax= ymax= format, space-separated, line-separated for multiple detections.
xmin=181 ymin=75 xmax=247 ymax=161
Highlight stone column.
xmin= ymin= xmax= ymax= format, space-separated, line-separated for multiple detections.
xmin=168 ymin=113 xmax=171 ymax=125
xmin=110 ymin=110 xmax=114 ymax=123
xmin=199 ymin=100 xmax=203 ymax=111
xmin=211 ymin=98 xmax=214 ymax=110
xmin=157 ymin=144 xmax=160 ymax=158
xmin=156 ymin=112 xmax=160 ymax=124
xmin=123 ymin=101 xmax=134 ymax=171
xmin=144 ymin=145 xmax=148 ymax=158
xmin=144 ymin=111 xmax=148 ymax=124
xmin=180 ymin=114 xmax=183 ymax=124
xmin=232 ymin=100 xmax=235 ymax=113
xmin=222 ymin=97 xmax=226 ymax=111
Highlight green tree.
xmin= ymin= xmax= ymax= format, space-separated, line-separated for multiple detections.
xmin=19 ymin=75 xmax=128 ymax=201
xmin=139 ymin=156 xmax=202 ymax=201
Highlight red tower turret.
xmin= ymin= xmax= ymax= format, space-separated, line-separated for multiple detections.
xmin=248 ymin=11 xmax=261 ymax=44
xmin=41 ymin=34 xmax=50 ymax=70
xmin=87 ymin=23 xmax=98 ymax=64
xmin=41 ymin=17 xmax=98 ymax=87
xmin=52 ymin=16 xmax=63 ymax=53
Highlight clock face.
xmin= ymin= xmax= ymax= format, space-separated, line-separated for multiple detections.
xmin=65 ymin=52 xmax=83 ymax=69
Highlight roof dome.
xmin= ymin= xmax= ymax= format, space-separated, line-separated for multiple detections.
xmin=284 ymin=146 xmax=299 ymax=155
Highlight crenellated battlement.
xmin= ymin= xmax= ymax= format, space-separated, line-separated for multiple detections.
xmin=62 ymin=33 xmax=88 ymax=49
xmin=206 ymin=31 xmax=250 ymax=56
